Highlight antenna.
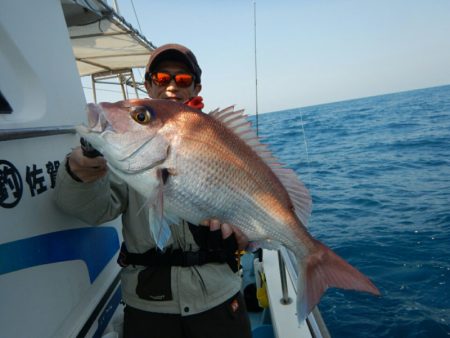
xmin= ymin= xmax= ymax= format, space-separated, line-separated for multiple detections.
xmin=130 ymin=0 xmax=143 ymax=33
xmin=112 ymin=0 xmax=120 ymax=13
xmin=253 ymin=0 xmax=259 ymax=136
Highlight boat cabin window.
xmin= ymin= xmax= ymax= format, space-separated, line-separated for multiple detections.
xmin=0 ymin=91 xmax=13 ymax=114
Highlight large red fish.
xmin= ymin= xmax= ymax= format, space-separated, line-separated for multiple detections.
xmin=77 ymin=99 xmax=380 ymax=321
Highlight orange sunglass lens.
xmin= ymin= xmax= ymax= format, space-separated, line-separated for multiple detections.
xmin=174 ymin=74 xmax=193 ymax=87
xmin=151 ymin=72 xmax=193 ymax=87
xmin=152 ymin=72 xmax=171 ymax=85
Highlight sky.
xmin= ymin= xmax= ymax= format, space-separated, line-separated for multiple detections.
xmin=90 ymin=0 xmax=450 ymax=114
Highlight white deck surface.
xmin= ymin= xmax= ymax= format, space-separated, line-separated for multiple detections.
xmin=262 ymin=250 xmax=313 ymax=338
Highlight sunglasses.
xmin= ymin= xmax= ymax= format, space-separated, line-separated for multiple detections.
xmin=149 ymin=72 xmax=195 ymax=88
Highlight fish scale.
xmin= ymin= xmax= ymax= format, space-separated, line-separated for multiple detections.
xmin=77 ymin=98 xmax=381 ymax=323
xmin=164 ymin=132 xmax=290 ymax=242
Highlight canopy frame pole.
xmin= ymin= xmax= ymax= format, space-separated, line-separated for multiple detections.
xmin=118 ymin=74 xmax=127 ymax=99
xmin=130 ymin=70 xmax=140 ymax=98
xmin=91 ymin=75 xmax=97 ymax=103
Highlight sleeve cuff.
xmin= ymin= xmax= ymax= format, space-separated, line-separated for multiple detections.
xmin=65 ymin=154 xmax=83 ymax=182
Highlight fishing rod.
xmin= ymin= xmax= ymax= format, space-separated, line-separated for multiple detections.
xmin=253 ymin=0 xmax=259 ymax=136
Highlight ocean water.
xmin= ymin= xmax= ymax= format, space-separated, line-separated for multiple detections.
xmin=255 ymin=85 xmax=450 ymax=338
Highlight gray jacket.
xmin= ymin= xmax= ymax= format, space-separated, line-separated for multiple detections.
xmin=54 ymin=159 xmax=241 ymax=315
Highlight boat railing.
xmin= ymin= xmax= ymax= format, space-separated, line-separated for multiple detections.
xmin=89 ymin=68 xmax=147 ymax=103
xmin=277 ymin=247 xmax=331 ymax=338
xmin=0 ymin=126 xmax=76 ymax=141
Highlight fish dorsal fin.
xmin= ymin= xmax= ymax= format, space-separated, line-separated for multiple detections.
xmin=208 ymin=106 xmax=264 ymax=157
xmin=209 ymin=107 xmax=312 ymax=226
xmin=273 ymin=167 xmax=312 ymax=226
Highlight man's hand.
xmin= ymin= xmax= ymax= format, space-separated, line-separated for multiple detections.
xmin=201 ymin=219 xmax=249 ymax=251
xmin=67 ymin=146 xmax=108 ymax=183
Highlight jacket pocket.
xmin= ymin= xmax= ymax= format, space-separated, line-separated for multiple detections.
xmin=136 ymin=266 xmax=173 ymax=301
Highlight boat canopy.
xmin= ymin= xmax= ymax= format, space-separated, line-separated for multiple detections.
xmin=61 ymin=0 xmax=155 ymax=77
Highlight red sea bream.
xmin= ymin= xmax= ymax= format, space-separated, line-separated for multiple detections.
xmin=76 ymin=99 xmax=380 ymax=322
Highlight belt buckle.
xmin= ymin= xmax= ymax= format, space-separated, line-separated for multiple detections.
xmin=117 ymin=250 xmax=128 ymax=267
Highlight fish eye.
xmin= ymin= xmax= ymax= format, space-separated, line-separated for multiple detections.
xmin=130 ymin=106 xmax=152 ymax=124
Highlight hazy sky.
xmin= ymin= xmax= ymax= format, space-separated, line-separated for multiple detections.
xmin=108 ymin=0 xmax=450 ymax=114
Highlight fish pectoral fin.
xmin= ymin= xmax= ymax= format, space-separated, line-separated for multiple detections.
xmin=149 ymin=210 xmax=171 ymax=250
xmin=148 ymin=168 xmax=172 ymax=250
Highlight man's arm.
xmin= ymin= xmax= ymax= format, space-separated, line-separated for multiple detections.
xmin=53 ymin=146 xmax=128 ymax=225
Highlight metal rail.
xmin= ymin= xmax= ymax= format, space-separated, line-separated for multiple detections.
xmin=278 ymin=247 xmax=331 ymax=338
xmin=0 ymin=126 xmax=76 ymax=141
xmin=277 ymin=250 xmax=293 ymax=305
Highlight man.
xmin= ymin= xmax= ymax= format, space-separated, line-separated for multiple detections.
xmin=54 ymin=43 xmax=252 ymax=338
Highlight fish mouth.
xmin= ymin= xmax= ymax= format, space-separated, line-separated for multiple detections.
xmin=86 ymin=103 xmax=111 ymax=132
xmin=78 ymin=103 xmax=141 ymax=160
xmin=76 ymin=103 xmax=116 ymax=138
xmin=76 ymin=103 xmax=165 ymax=174
xmin=76 ymin=124 xmax=162 ymax=174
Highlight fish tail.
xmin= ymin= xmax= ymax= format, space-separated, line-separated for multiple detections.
xmin=295 ymin=239 xmax=380 ymax=322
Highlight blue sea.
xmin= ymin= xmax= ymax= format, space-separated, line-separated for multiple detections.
xmin=255 ymin=85 xmax=450 ymax=338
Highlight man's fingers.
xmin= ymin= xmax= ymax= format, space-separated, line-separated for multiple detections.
xmin=68 ymin=146 xmax=108 ymax=182
xmin=220 ymin=223 xmax=248 ymax=251
xmin=220 ymin=223 xmax=233 ymax=239
xmin=230 ymin=225 xmax=249 ymax=251
xmin=198 ymin=220 xmax=249 ymax=251
xmin=78 ymin=156 xmax=107 ymax=169
xmin=209 ymin=219 xmax=220 ymax=231
xmin=70 ymin=147 xmax=107 ymax=168
xmin=199 ymin=219 xmax=221 ymax=231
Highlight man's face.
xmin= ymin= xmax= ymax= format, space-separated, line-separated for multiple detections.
xmin=145 ymin=60 xmax=202 ymax=102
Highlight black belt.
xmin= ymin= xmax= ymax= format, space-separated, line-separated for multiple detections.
xmin=117 ymin=242 xmax=229 ymax=268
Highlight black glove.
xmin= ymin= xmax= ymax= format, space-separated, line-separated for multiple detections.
xmin=80 ymin=137 xmax=103 ymax=158
xmin=188 ymin=222 xmax=240 ymax=272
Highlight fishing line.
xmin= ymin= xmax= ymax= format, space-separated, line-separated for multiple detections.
xmin=298 ymin=109 xmax=312 ymax=189
xmin=130 ymin=0 xmax=143 ymax=34
xmin=253 ymin=0 xmax=259 ymax=135
xmin=251 ymin=1 xmax=312 ymax=193
xmin=298 ymin=108 xmax=315 ymax=227
xmin=129 ymin=0 xmax=148 ymax=95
